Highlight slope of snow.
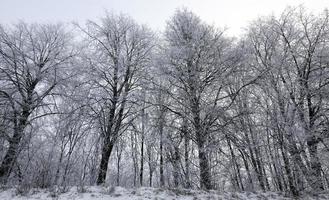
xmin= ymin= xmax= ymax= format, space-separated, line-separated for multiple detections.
xmin=0 ymin=186 xmax=328 ymax=200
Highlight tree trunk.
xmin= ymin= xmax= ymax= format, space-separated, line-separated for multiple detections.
xmin=0 ymin=119 xmax=26 ymax=184
xmin=54 ymin=148 xmax=64 ymax=186
xmin=140 ymin=130 xmax=144 ymax=186
xmin=0 ymin=101 xmax=31 ymax=184
xmin=227 ymin=138 xmax=244 ymax=191
xmin=190 ymin=91 xmax=212 ymax=190
xmin=307 ymin=138 xmax=324 ymax=191
xmin=116 ymin=152 xmax=121 ymax=186
xmin=247 ymin=124 xmax=266 ymax=191
xmin=147 ymin=144 xmax=153 ymax=187
xmin=149 ymin=171 xmax=153 ymax=187
xmin=131 ymin=131 xmax=138 ymax=187
xmin=96 ymin=141 xmax=114 ymax=185
xmin=159 ymin=120 xmax=165 ymax=187
xmin=285 ymin=132 xmax=324 ymax=192
xmin=197 ymin=134 xmax=211 ymax=190
xmin=0 ymin=133 xmax=22 ymax=184
xmin=184 ymin=129 xmax=191 ymax=188
xmin=173 ymin=146 xmax=181 ymax=188
xmin=281 ymin=141 xmax=299 ymax=196
xmin=239 ymin=149 xmax=253 ymax=191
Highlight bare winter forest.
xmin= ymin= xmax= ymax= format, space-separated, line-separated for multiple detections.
xmin=1 ymin=5 xmax=329 ymax=199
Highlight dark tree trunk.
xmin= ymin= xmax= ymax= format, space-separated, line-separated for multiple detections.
xmin=281 ymin=141 xmax=299 ymax=196
xmin=149 ymin=171 xmax=153 ymax=187
xmin=148 ymin=145 xmax=154 ymax=187
xmin=139 ymin=99 xmax=146 ymax=187
xmin=307 ymin=138 xmax=324 ymax=191
xmin=131 ymin=131 xmax=138 ymax=187
xmin=227 ymin=138 xmax=244 ymax=191
xmin=190 ymin=90 xmax=212 ymax=190
xmin=262 ymin=162 xmax=270 ymax=190
xmin=140 ymin=130 xmax=144 ymax=186
xmin=285 ymin=132 xmax=324 ymax=192
xmin=0 ymin=132 xmax=23 ymax=184
xmin=116 ymin=153 xmax=121 ymax=186
xmin=184 ymin=129 xmax=191 ymax=188
xmin=159 ymin=120 xmax=165 ymax=187
xmin=96 ymin=141 xmax=114 ymax=185
xmin=239 ymin=149 xmax=254 ymax=190
xmin=198 ymin=147 xmax=211 ymax=189
xmin=173 ymin=146 xmax=181 ymax=188
xmin=159 ymin=140 xmax=164 ymax=187
xmin=245 ymin=131 xmax=265 ymax=191
xmin=0 ymin=111 xmax=28 ymax=184
xmin=246 ymin=123 xmax=266 ymax=191
xmin=197 ymin=133 xmax=212 ymax=190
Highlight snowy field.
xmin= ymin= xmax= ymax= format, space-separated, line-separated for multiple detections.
xmin=0 ymin=186 xmax=328 ymax=200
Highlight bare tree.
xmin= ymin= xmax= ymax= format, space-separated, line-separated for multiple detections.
xmin=161 ymin=9 xmax=237 ymax=189
xmin=0 ymin=22 xmax=74 ymax=184
xmin=77 ymin=13 xmax=154 ymax=185
xmin=247 ymin=7 xmax=329 ymax=192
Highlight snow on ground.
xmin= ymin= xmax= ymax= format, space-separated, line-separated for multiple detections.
xmin=0 ymin=186 xmax=328 ymax=200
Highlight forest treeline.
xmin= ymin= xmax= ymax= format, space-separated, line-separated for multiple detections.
xmin=0 ymin=6 xmax=329 ymax=197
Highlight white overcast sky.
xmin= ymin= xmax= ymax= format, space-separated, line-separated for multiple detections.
xmin=0 ymin=0 xmax=328 ymax=36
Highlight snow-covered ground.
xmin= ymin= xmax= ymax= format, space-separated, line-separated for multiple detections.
xmin=0 ymin=186 xmax=328 ymax=200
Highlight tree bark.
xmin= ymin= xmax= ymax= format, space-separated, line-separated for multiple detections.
xmin=159 ymin=117 xmax=165 ymax=187
xmin=197 ymin=131 xmax=212 ymax=190
xmin=159 ymin=139 xmax=164 ymax=187
xmin=172 ymin=146 xmax=181 ymax=188
xmin=140 ymin=128 xmax=144 ymax=186
xmin=96 ymin=141 xmax=114 ymax=185
xmin=184 ymin=129 xmax=191 ymax=188
xmin=307 ymin=138 xmax=324 ymax=191
xmin=281 ymin=140 xmax=299 ymax=196
xmin=0 ymin=131 xmax=23 ymax=184
xmin=0 ymin=111 xmax=28 ymax=184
